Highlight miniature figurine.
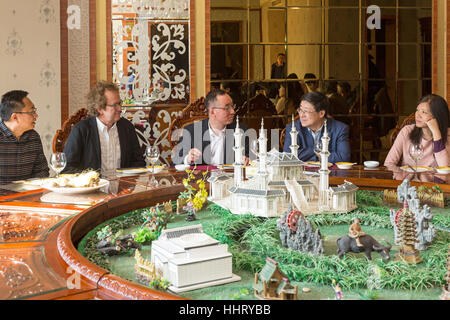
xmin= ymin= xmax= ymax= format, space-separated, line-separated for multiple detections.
xmin=209 ymin=118 xmax=358 ymax=218
xmin=388 ymin=180 xmax=436 ymax=250
xmin=336 ymin=233 xmax=391 ymax=261
xmin=395 ymin=200 xmax=422 ymax=264
xmin=348 ymin=217 xmax=366 ymax=247
xmin=253 ymin=257 xmax=298 ymax=300
xmin=331 ymin=279 xmax=343 ymax=300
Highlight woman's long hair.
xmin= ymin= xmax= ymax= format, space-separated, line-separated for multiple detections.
xmin=409 ymin=94 xmax=450 ymax=145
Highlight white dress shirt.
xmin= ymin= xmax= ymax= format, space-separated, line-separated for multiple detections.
xmin=183 ymin=121 xmax=226 ymax=165
xmin=208 ymin=121 xmax=226 ymax=165
xmin=96 ymin=117 xmax=121 ymax=174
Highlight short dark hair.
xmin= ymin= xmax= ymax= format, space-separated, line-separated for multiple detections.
xmin=300 ymin=91 xmax=329 ymax=117
xmin=205 ymin=89 xmax=229 ymax=110
xmin=304 ymin=73 xmax=318 ymax=84
xmin=0 ymin=90 xmax=29 ymax=121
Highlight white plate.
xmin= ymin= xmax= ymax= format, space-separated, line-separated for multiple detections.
xmin=116 ymin=168 xmax=149 ymax=174
xmin=43 ymin=179 xmax=109 ymax=194
xmin=436 ymin=167 xmax=450 ymax=174
xmin=175 ymin=164 xmax=190 ymax=171
xmin=400 ymin=166 xmax=433 ymax=173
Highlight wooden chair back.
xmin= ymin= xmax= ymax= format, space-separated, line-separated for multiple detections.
xmin=167 ymin=97 xmax=208 ymax=149
xmin=52 ymin=108 xmax=88 ymax=153
xmin=389 ymin=113 xmax=415 ymax=147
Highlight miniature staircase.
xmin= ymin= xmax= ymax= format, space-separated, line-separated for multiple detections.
xmin=284 ymin=179 xmax=309 ymax=211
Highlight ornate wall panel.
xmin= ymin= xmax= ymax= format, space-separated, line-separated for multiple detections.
xmin=68 ymin=0 xmax=91 ymax=116
xmin=0 ymin=0 xmax=61 ymax=162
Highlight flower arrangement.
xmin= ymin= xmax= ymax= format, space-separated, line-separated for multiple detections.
xmin=179 ymin=167 xmax=209 ymax=221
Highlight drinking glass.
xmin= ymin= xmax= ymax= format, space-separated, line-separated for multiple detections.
xmin=314 ymin=138 xmax=322 ymax=160
xmin=250 ymin=139 xmax=259 ymax=160
xmin=50 ymin=152 xmax=67 ymax=178
xmin=145 ymin=145 xmax=160 ymax=174
xmin=409 ymin=144 xmax=424 ymax=170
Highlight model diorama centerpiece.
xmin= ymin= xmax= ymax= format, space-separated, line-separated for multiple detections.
xmin=209 ymin=116 xmax=358 ymax=217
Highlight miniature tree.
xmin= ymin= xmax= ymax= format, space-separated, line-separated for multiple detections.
xmin=396 ymin=201 xmax=422 ymax=264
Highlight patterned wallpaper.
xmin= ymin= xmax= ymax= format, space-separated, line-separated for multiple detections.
xmin=0 ymin=0 xmax=61 ymax=161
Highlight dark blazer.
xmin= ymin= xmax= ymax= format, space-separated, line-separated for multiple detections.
xmin=173 ymin=118 xmax=249 ymax=165
xmin=283 ymin=117 xmax=351 ymax=163
xmin=63 ymin=117 xmax=145 ymax=173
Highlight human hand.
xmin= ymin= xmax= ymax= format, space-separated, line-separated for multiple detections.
xmin=187 ymin=148 xmax=202 ymax=163
xmin=426 ymin=118 xmax=442 ymax=140
xmin=242 ymin=156 xmax=250 ymax=166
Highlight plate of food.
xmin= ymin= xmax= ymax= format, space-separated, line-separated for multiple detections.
xmin=306 ymin=161 xmax=332 ymax=167
xmin=400 ymin=165 xmax=434 ymax=173
xmin=116 ymin=168 xmax=150 ymax=175
xmin=336 ymin=162 xmax=355 ymax=169
xmin=42 ymin=171 xmax=108 ymax=194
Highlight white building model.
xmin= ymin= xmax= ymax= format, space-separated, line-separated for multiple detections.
xmin=151 ymin=224 xmax=241 ymax=293
xmin=209 ymin=116 xmax=358 ymax=217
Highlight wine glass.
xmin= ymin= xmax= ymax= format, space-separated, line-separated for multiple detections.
xmin=50 ymin=152 xmax=67 ymax=178
xmin=409 ymin=143 xmax=423 ymax=168
xmin=250 ymin=139 xmax=259 ymax=160
xmin=145 ymin=145 xmax=160 ymax=174
xmin=314 ymin=138 xmax=322 ymax=160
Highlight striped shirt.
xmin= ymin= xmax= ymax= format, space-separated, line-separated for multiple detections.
xmin=0 ymin=121 xmax=49 ymax=185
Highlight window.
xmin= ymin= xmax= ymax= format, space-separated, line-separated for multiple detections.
xmin=210 ymin=0 xmax=432 ymax=163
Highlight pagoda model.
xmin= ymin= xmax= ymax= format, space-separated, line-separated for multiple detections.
xmin=395 ymin=200 xmax=422 ymax=264
xmin=440 ymin=246 xmax=450 ymax=300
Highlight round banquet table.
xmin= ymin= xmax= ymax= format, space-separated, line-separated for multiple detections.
xmin=0 ymin=165 xmax=448 ymax=300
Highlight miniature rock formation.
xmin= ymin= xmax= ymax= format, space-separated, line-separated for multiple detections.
xmin=277 ymin=206 xmax=323 ymax=255
xmin=389 ymin=180 xmax=436 ymax=250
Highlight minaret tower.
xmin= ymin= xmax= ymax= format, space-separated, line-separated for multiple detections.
xmin=289 ymin=114 xmax=299 ymax=157
xmin=257 ymin=118 xmax=268 ymax=189
xmin=233 ymin=116 xmax=244 ymax=187
xmin=318 ymin=120 xmax=330 ymax=211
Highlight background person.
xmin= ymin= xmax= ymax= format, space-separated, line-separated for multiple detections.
xmin=174 ymin=89 xmax=249 ymax=166
xmin=0 ymin=90 xmax=49 ymax=185
xmin=63 ymin=81 xmax=145 ymax=175
xmin=283 ymin=91 xmax=351 ymax=163
xmin=384 ymin=94 xmax=450 ymax=168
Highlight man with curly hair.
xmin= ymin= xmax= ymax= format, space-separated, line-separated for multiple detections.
xmin=63 ymin=81 xmax=145 ymax=174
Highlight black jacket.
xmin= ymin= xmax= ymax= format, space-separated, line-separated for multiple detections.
xmin=62 ymin=117 xmax=145 ymax=173
xmin=173 ymin=118 xmax=249 ymax=165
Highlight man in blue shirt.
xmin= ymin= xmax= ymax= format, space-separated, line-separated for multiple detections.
xmin=283 ymin=91 xmax=351 ymax=164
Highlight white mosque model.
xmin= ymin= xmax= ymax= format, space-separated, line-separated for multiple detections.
xmin=208 ymin=115 xmax=358 ymax=217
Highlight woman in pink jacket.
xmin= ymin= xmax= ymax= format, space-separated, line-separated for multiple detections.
xmin=384 ymin=94 xmax=450 ymax=168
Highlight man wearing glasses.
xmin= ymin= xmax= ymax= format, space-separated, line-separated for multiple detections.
xmin=0 ymin=90 xmax=49 ymax=184
xmin=283 ymin=91 xmax=351 ymax=163
xmin=63 ymin=81 xmax=145 ymax=174
xmin=174 ymin=89 xmax=250 ymax=166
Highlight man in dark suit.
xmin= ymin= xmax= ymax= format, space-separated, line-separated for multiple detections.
xmin=63 ymin=81 xmax=145 ymax=174
xmin=173 ymin=89 xmax=250 ymax=166
xmin=283 ymin=91 xmax=351 ymax=164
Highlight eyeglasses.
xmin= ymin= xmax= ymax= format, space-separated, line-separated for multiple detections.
xmin=213 ymin=104 xmax=236 ymax=112
xmin=297 ymin=107 xmax=317 ymax=115
xmin=106 ymin=101 xmax=123 ymax=108
xmin=15 ymin=109 xmax=37 ymax=115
